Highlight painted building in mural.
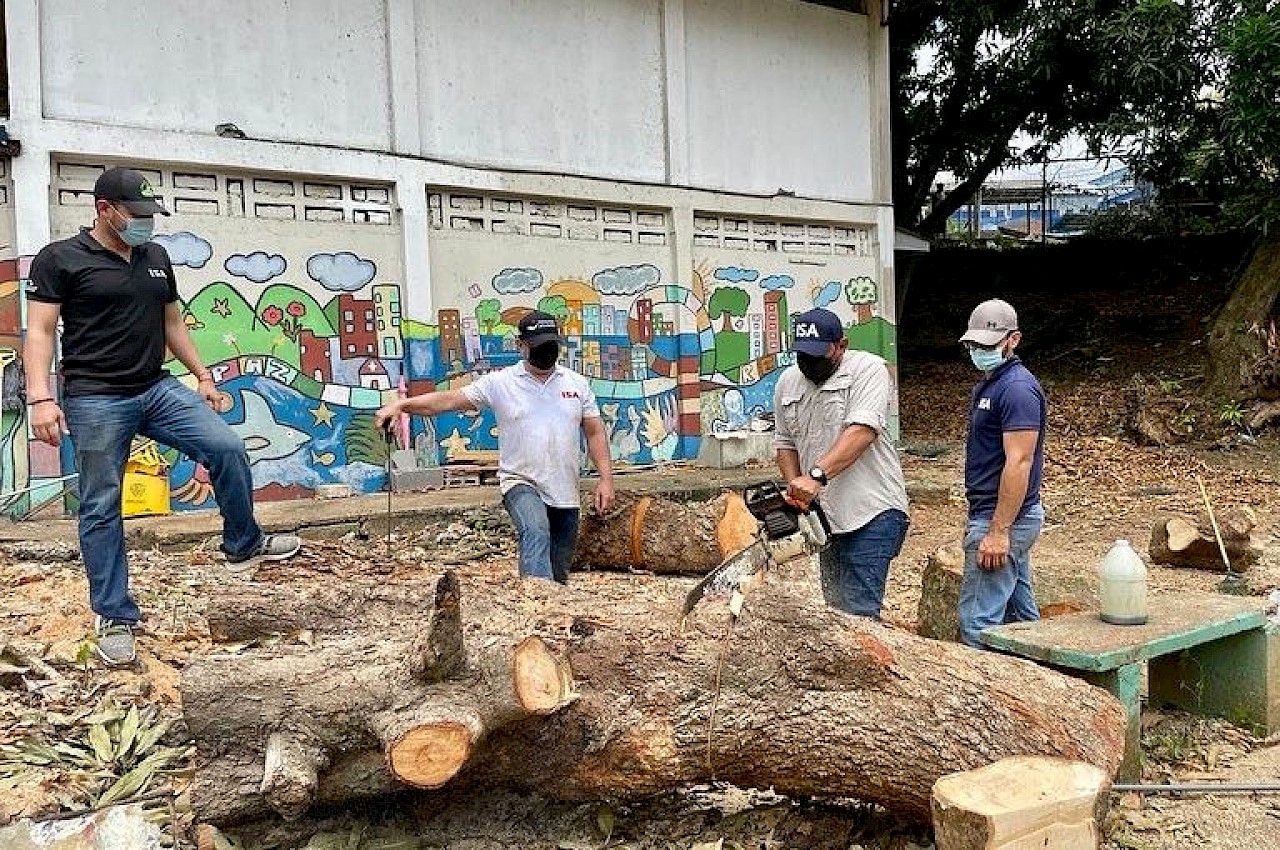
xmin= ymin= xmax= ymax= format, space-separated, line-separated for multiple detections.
xmin=0 ymin=0 xmax=897 ymax=514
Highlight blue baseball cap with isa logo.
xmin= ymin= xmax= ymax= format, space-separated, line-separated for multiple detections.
xmin=791 ymin=308 xmax=845 ymax=355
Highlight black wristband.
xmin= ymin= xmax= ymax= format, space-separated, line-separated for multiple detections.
xmin=27 ymin=398 xmax=56 ymax=406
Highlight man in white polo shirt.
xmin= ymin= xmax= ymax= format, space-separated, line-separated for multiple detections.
xmin=375 ymin=311 xmax=614 ymax=583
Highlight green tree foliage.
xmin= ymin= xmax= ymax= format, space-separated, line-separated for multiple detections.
xmin=891 ymin=0 xmax=1206 ymax=235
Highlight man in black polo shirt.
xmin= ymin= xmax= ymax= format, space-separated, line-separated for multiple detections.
xmin=957 ymin=299 xmax=1047 ymax=648
xmin=23 ymin=166 xmax=301 ymax=666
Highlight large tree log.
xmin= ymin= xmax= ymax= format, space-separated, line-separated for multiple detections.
xmin=573 ymin=490 xmax=758 ymax=574
xmin=184 ymin=566 xmax=1126 ymax=828
xmin=182 ymin=571 xmax=575 ymax=821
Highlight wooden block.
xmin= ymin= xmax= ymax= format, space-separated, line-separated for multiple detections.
xmin=932 ymin=756 xmax=1108 ymax=850
xmin=917 ymin=545 xmax=964 ymax=641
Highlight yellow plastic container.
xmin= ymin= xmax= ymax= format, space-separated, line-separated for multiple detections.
xmin=121 ymin=441 xmax=171 ymax=517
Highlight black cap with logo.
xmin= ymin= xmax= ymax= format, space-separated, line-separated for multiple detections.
xmin=94 ymin=167 xmax=171 ymax=216
xmin=517 ymin=310 xmax=563 ymax=346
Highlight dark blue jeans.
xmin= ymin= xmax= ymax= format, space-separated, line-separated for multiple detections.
xmin=501 ymin=484 xmax=580 ymax=584
xmin=819 ymin=508 xmax=909 ymax=619
xmin=63 ymin=377 xmax=263 ymax=624
xmin=958 ymin=503 xmax=1045 ymax=648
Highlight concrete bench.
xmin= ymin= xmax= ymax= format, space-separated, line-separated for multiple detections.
xmin=982 ymin=593 xmax=1279 ymax=780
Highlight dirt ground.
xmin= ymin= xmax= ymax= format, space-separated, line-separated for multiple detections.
xmin=4 ymin=277 xmax=1280 ymax=849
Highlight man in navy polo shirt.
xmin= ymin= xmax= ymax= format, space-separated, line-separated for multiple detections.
xmin=375 ymin=310 xmax=614 ymax=584
xmin=957 ymin=299 xmax=1047 ymax=648
xmin=24 ymin=166 xmax=301 ymax=667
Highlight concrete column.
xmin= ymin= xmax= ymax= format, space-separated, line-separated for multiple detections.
xmin=398 ymin=174 xmax=434 ymax=321
xmin=6 ymin=0 xmax=53 ymax=254
xmin=661 ymin=0 xmax=690 ymax=187
xmin=385 ymin=0 xmax=423 ymax=156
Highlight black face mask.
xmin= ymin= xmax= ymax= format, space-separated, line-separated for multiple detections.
xmin=797 ymin=352 xmax=838 ymax=385
xmin=527 ymin=341 xmax=559 ymax=370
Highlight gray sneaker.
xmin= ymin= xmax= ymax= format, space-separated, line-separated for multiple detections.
xmin=93 ymin=616 xmax=137 ymax=666
xmin=226 ymin=533 xmax=302 ymax=573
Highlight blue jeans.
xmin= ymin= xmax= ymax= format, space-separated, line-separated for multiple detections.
xmin=63 ymin=377 xmax=264 ymax=624
xmin=958 ymin=503 xmax=1045 ymax=648
xmin=502 ymin=484 xmax=580 ymax=584
xmin=819 ymin=508 xmax=909 ymax=619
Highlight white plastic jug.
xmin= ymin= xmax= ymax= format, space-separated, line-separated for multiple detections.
xmin=1099 ymin=539 xmax=1148 ymax=625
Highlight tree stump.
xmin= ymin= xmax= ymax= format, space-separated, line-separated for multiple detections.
xmin=917 ymin=546 xmax=964 ymax=642
xmin=916 ymin=547 xmax=1091 ymax=641
xmin=932 ymin=756 xmax=1109 ymax=850
xmin=1149 ymin=508 xmax=1260 ymax=571
xmin=185 ymin=566 xmax=1127 ymax=828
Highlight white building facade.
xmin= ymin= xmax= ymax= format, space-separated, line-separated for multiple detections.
xmin=0 ymin=0 xmax=896 ymax=510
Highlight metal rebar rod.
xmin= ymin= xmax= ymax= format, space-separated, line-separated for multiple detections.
xmin=1113 ymin=782 xmax=1280 ymax=795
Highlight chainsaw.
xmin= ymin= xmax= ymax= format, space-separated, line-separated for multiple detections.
xmin=681 ymin=480 xmax=832 ymax=619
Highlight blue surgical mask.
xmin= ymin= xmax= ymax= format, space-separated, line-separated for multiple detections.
xmin=969 ymin=347 xmax=1007 ymax=373
xmin=112 ymin=208 xmax=154 ymax=247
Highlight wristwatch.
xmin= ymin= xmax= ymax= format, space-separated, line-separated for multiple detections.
xmin=808 ymin=466 xmax=828 ymax=485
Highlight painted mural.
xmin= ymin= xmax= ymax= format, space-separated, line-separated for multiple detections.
xmin=0 ymin=233 xmax=895 ymax=515
xmin=409 ymin=260 xmax=895 ymax=471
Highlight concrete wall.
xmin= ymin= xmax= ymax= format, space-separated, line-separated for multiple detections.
xmin=31 ymin=0 xmax=883 ymax=201
xmin=1 ymin=0 xmax=897 ymax=513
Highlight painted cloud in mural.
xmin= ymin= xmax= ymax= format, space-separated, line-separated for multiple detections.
xmin=814 ymin=280 xmax=842 ymax=308
xmin=492 ymin=267 xmax=544 ymax=295
xmin=307 ymin=251 xmax=377 ymax=292
xmin=152 ymin=231 xmax=213 ymax=269
xmin=759 ymin=274 xmax=795 ymax=292
xmin=225 ymin=251 xmax=287 ymax=284
xmin=592 ymin=264 xmax=661 ymax=296
xmin=714 ymin=266 xmax=759 ymax=284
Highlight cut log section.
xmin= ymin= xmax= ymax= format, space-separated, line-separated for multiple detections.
xmin=573 ymin=490 xmax=759 ymax=574
xmin=185 ymin=566 xmax=1127 ymax=828
xmin=183 ymin=571 xmax=576 ymax=821
xmin=1149 ymin=509 xmax=1260 ymax=571
xmin=932 ymin=756 xmax=1109 ymax=850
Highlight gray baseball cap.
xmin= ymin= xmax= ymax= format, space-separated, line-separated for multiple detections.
xmin=959 ymin=299 xmax=1018 ymax=346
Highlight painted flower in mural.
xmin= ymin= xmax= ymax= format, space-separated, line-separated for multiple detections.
xmin=260 ymin=302 xmax=307 ymax=342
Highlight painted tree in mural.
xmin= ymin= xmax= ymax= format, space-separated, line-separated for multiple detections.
xmin=536 ymin=295 xmax=571 ymax=324
xmin=475 ymin=299 xmax=502 ymax=335
xmin=708 ymin=286 xmax=749 ymax=333
xmin=845 ymin=277 xmax=878 ymax=325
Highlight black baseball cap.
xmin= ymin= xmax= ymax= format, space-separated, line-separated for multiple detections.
xmin=517 ymin=310 xmax=563 ymax=346
xmin=792 ymin=308 xmax=845 ymax=355
xmin=94 ymin=167 xmax=170 ymax=216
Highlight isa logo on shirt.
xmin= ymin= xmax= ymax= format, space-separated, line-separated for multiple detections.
xmin=562 ymin=391 xmax=581 ymax=400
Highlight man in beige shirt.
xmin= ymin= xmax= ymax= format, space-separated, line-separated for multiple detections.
xmin=773 ymin=308 xmax=909 ymax=618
